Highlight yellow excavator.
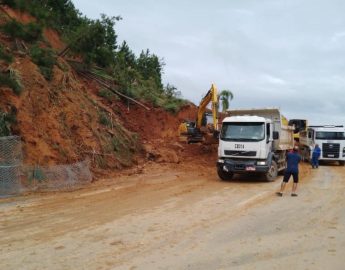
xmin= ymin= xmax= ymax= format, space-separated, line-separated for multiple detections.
xmin=288 ymin=119 xmax=308 ymax=142
xmin=178 ymin=84 xmax=219 ymax=144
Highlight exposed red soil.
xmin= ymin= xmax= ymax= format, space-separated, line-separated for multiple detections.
xmin=0 ymin=6 xmax=65 ymax=51
xmin=2 ymin=57 xmax=103 ymax=165
xmin=0 ymin=6 xmax=205 ymax=177
xmin=0 ymin=5 xmax=36 ymax=24
xmin=43 ymin=28 xmax=65 ymax=51
xmin=115 ymin=102 xmax=198 ymax=141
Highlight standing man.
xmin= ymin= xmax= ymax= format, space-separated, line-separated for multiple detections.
xmin=277 ymin=146 xmax=301 ymax=197
xmin=311 ymin=144 xmax=321 ymax=169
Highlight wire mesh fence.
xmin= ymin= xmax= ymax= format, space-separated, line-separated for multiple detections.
xmin=22 ymin=160 xmax=92 ymax=192
xmin=0 ymin=136 xmax=92 ymax=195
xmin=0 ymin=136 xmax=23 ymax=195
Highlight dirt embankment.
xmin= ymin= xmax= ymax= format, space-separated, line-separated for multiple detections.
xmin=0 ymin=7 xmax=200 ymax=174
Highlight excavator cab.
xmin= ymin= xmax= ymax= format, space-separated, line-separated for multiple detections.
xmin=288 ymin=119 xmax=307 ymax=142
xmin=178 ymin=84 xmax=220 ymax=144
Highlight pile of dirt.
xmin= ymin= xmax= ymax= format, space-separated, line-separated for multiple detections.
xmin=116 ymin=102 xmax=198 ymax=141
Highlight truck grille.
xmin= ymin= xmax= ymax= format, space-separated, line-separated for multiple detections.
xmin=224 ymin=150 xmax=256 ymax=157
xmin=322 ymin=143 xmax=340 ymax=158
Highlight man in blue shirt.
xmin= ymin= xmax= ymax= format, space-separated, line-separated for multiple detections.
xmin=311 ymin=144 xmax=321 ymax=169
xmin=277 ymin=146 xmax=301 ymax=197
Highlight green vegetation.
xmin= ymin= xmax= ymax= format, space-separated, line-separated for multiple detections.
xmin=98 ymin=88 xmax=117 ymax=102
xmin=105 ymin=125 xmax=140 ymax=167
xmin=4 ymin=0 xmax=186 ymax=112
xmin=0 ymin=69 xmax=23 ymax=95
xmin=2 ymin=0 xmax=16 ymax=6
xmin=98 ymin=111 xmax=112 ymax=127
xmin=0 ymin=110 xmax=16 ymax=136
xmin=30 ymin=45 xmax=56 ymax=80
xmin=161 ymin=84 xmax=185 ymax=113
xmin=0 ymin=45 xmax=13 ymax=63
xmin=68 ymin=14 xmax=120 ymax=67
xmin=4 ymin=0 xmax=82 ymax=33
xmin=1 ymin=20 xmax=42 ymax=42
xmin=218 ymin=90 xmax=234 ymax=112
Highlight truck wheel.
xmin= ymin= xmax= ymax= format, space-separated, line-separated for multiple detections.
xmin=217 ymin=167 xmax=234 ymax=181
xmin=339 ymin=161 xmax=345 ymax=166
xmin=265 ymin=160 xmax=278 ymax=182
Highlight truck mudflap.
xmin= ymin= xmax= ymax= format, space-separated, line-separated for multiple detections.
xmin=217 ymin=159 xmax=269 ymax=173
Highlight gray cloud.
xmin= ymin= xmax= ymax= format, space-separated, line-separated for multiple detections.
xmin=73 ymin=0 xmax=345 ymax=125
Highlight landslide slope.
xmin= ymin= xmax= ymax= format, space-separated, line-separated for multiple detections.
xmin=0 ymin=5 xmax=198 ymax=173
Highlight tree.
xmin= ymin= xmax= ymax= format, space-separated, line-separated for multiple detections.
xmin=164 ymin=83 xmax=181 ymax=98
xmin=137 ymin=49 xmax=164 ymax=90
xmin=218 ymin=90 xmax=234 ymax=112
xmin=117 ymin=41 xmax=136 ymax=68
xmin=69 ymin=14 xmax=121 ymax=67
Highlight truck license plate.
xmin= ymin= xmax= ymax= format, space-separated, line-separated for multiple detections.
xmin=246 ymin=166 xmax=256 ymax=171
xmin=328 ymin=154 xmax=334 ymax=157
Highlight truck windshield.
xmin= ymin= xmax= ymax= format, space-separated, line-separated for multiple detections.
xmin=221 ymin=122 xmax=265 ymax=141
xmin=316 ymin=132 xmax=345 ymax=140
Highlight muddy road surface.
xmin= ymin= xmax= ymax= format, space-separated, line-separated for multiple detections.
xmin=1 ymin=162 xmax=345 ymax=269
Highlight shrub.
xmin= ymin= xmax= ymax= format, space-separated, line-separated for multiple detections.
xmin=163 ymin=102 xmax=179 ymax=113
xmin=24 ymin=22 xmax=43 ymax=42
xmin=109 ymin=136 xmax=134 ymax=166
xmin=0 ymin=110 xmax=16 ymax=136
xmin=0 ymin=69 xmax=23 ymax=95
xmin=30 ymin=45 xmax=56 ymax=80
xmin=98 ymin=88 xmax=117 ymax=102
xmin=162 ymin=98 xmax=187 ymax=114
xmin=99 ymin=112 xmax=112 ymax=127
xmin=1 ymin=20 xmax=42 ymax=42
xmin=1 ymin=20 xmax=24 ymax=39
xmin=0 ymin=45 xmax=13 ymax=63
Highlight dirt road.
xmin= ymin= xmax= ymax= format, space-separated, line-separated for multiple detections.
xmin=1 ymin=162 xmax=345 ymax=269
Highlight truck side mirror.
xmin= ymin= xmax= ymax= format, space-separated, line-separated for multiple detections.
xmin=273 ymin=131 xmax=279 ymax=140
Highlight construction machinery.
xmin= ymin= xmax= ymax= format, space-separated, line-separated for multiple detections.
xmin=299 ymin=125 xmax=345 ymax=165
xmin=178 ymin=84 xmax=219 ymax=144
xmin=288 ymin=119 xmax=308 ymax=142
xmin=217 ymin=108 xmax=294 ymax=181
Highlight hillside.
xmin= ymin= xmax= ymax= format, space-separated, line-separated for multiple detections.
xmin=0 ymin=3 xmax=199 ymax=175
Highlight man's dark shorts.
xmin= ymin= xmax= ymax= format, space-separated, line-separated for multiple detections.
xmin=283 ymin=171 xmax=299 ymax=183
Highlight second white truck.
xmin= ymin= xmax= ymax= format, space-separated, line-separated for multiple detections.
xmin=299 ymin=125 xmax=345 ymax=165
xmin=217 ymin=108 xmax=294 ymax=181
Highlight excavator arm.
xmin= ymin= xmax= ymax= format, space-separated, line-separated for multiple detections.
xmin=178 ymin=84 xmax=220 ymax=144
xmin=196 ymin=83 xmax=218 ymax=130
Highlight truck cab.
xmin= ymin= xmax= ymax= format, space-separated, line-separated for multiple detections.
xmin=217 ymin=108 xmax=294 ymax=181
xmin=219 ymin=116 xmax=273 ymax=160
xmin=299 ymin=125 xmax=345 ymax=165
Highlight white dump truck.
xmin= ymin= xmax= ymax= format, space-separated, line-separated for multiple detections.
xmin=217 ymin=108 xmax=294 ymax=181
xmin=299 ymin=125 xmax=345 ymax=165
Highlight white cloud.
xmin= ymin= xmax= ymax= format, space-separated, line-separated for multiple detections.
xmin=260 ymin=74 xmax=287 ymax=85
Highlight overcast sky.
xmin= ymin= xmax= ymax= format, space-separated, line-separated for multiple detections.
xmin=73 ymin=0 xmax=345 ymax=125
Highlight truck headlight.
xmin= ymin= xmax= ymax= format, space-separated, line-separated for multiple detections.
xmin=218 ymin=159 xmax=225 ymax=163
xmin=257 ymin=161 xmax=266 ymax=166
